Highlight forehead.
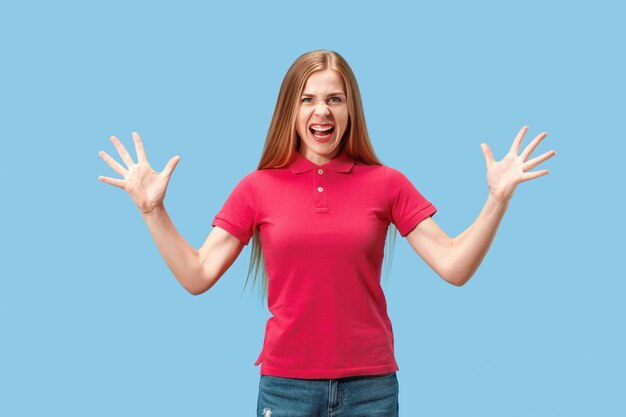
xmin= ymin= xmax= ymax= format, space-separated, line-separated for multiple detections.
xmin=302 ymin=70 xmax=346 ymax=94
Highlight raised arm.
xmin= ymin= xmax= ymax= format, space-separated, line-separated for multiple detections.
xmin=98 ymin=132 xmax=244 ymax=295
xmin=405 ymin=126 xmax=556 ymax=286
xmin=140 ymin=207 xmax=244 ymax=295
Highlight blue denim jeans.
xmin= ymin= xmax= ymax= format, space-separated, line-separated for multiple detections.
xmin=257 ymin=372 xmax=399 ymax=417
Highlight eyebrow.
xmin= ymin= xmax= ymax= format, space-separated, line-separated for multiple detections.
xmin=301 ymin=92 xmax=346 ymax=97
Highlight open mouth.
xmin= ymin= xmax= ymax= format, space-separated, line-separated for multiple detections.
xmin=309 ymin=124 xmax=335 ymax=140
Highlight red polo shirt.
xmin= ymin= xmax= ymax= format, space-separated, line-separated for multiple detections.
xmin=212 ymin=151 xmax=436 ymax=379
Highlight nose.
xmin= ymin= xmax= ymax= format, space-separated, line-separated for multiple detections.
xmin=314 ymin=102 xmax=330 ymax=116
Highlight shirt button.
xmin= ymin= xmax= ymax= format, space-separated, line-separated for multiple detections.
xmin=317 ymin=169 xmax=324 ymax=174
xmin=317 ymin=187 xmax=324 ymax=192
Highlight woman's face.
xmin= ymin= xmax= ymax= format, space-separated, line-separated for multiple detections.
xmin=296 ymin=69 xmax=349 ymax=165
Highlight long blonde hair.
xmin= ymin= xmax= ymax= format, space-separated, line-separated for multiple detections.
xmin=245 ymin=50 xmax=397 ymax=302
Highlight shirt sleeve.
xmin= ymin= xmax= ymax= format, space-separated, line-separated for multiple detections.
xmin=212 ymin=173 xmax=257 ymax=245
xmin=385 ymin=166 xmax=437 ymax=237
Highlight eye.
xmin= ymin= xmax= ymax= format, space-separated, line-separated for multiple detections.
xmin=301 ymin=97 xmax=313 ymax=103
xmin=329 ymin=96 xmax=343 ymax=103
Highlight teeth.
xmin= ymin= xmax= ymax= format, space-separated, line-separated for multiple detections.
xmin=311 ymin=125 xmax=333 ymax=132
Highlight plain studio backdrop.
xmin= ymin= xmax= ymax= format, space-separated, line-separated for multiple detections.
xmin=1 ymin=1 xmax=624 ymax=416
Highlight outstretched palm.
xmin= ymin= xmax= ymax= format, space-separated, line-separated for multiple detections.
xmin=481 ymin=126 xmax=556 ymax=202
xmin=98 ymin=132 xmax=180 ymax=214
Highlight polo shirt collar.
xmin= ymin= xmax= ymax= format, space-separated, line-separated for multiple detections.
xmin=289 ymin=150 xmax=355 ymax=174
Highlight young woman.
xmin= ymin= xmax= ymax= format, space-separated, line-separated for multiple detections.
xmin=98 ymin=50 xmax=555 ymax=417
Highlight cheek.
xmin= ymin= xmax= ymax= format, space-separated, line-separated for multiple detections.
xmin=298 ymin=108 xmax=310 ymax=128
xmin=338 ymin=109 xmax=349 ymax=129
xmin=295 ymin=111 xmax=304 ymax=135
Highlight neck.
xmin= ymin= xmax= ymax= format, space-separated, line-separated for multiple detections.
xmin=298 ymin=149 xmax=340 ymax=166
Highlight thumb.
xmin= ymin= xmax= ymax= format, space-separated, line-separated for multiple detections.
xmin=162 ymin=155 xmax=181 ymax=179
xmin=480 ymin=143 xmax=494 ymax=168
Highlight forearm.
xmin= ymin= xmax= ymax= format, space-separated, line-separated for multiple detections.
xmin=446 ymin=193 xmax=510 ymax=285
xmin=140 ymin=204 xmax=206 ymax=294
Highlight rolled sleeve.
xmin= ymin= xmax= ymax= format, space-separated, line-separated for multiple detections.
xmin=211 ymin=174 xmax=257 ymax=245
xmin=385 ymin=166 xmax=437 ymax=236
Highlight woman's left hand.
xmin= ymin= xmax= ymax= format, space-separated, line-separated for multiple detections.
xmin=480 ymin=126 xmax=556 ymax=203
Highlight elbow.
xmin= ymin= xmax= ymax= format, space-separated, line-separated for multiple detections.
xmin=439 ymin=267 xmax=474 ymax=287
xmin=437 ymin=240 xmax=473 ymax=287
xmin=186 ymin=279 xmax=214 ymax=296
xmin=185 ymin=273 xmax=217 ymax=296
xmin=187 ymin=287 xmax=205 ymax=296
xmin=438 ymin=251 xmax=477 ymax=287
xmin=449 ymin=277 xmax=469 ymax=287
xmin=441 ymin=275 xmax=466 ymax=287
xmin=183 ymin=276 xmax=211 ymax=296
xmin=183 ymin=263 xmax=216 ymax=296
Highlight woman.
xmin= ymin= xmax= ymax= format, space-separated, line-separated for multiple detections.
xmin=98 ymin=50 xmax=555 ymax=416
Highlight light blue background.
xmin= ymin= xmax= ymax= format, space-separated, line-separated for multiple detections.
xmin=1 ymin=1 xmax=624 ymax=416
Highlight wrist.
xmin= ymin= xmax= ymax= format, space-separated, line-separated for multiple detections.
xmin=487 ymin=190 xmax=511 ymax=210
xmin=140 ymin=202 xmax=166 ymax=218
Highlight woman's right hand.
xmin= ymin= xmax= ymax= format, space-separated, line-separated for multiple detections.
xmin=98 ymin=132 xmax=180 ymax=215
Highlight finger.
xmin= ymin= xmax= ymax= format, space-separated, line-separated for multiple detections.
xmin=132 ymin=132 xmax=147 ymax=162
xmin=162 ymin=156 xmax=181 ymax=179
xmin=480 ymin=143 xmax=494 ymax=168
xmin=110 ymin=136 xmax=135 ymax=167
xmin=98 ymin=175 xmax=126 ymax=189
xmin=509 ymin=125 xmax=529 ymax=155
xmin=521 ymin=169 xmax=550 ymax=182
xmin=98 ymin=150 xmax=128 ymax=177
xmin=520 ymin=131 xmax=548 ymax=162
xmin=523 ymin=150 xmax=556 ymax=171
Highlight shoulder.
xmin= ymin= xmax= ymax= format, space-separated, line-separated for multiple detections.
xmin=381 ymin=165 xmax=408 ymax=180
xmin=233 ymin=166 xmax=292 ymax=191
xmin=350 ymin=162 xmax=414 ymax=186
xmin=222 ymin=170 xmax=265 ymax=203
xmin=379 ymin=165 xmax=428 ymax=199
xmin=355 ymin=164 xmax=411 ymax=187
xmin=237 ymin=169 xmax=263 ymax=184
xmin=235 ymin=168 xmax=275 ymax=185
xmin=353 ymin=162 xmax=405 ymax=176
